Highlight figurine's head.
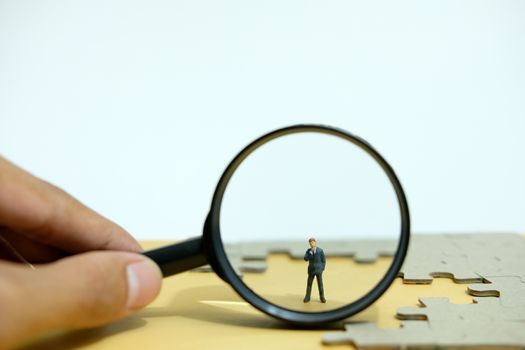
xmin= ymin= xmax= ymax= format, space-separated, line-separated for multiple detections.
xmin=308 ymin=237 xmax=317 ymax=248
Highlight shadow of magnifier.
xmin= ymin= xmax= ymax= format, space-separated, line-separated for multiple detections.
xmin=143 ymin=124 xmax=410 ymax=325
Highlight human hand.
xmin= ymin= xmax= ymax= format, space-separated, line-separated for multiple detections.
xmin=0 ymin=156 xmax=162 ymax=349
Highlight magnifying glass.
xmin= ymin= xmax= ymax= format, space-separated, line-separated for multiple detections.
xmin=143 ymin=124 xmax=410 ymax=325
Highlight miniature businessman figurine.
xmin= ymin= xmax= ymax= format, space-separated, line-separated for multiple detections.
xmin=303 ymin=237 xmax=326 ymax=303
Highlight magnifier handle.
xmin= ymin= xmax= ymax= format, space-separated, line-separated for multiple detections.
xmin=142 ymin=237 xmax=207 ymax=277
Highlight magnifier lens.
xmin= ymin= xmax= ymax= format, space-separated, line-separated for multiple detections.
xmin=220 ymin=131 xmax=400 ymax=313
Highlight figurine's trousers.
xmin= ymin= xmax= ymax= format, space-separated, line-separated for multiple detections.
xmin=305 ymin=272 xmax=324 ymax=298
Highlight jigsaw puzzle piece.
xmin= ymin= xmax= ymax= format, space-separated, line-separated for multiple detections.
xmin=397 ymin=297 xmax=503 ymax=324
xmin=195 ymin=239 xmax=398 ymax=276
xmin=445 ymin=234 xmax=525 ymax=279
xmin=325 ymin=234 xmax=525 ymax=349
xmin=400 ymin=233 xmax=525 ymax=284
xmin=400 ymin=235 xmax=482 ymax=284
xmin=239 ymin=239 xmax=397 ymax=263
xmin=322 ymin=321 xmax=434 ymax=347
xmin=469 ymin=275 xmax=525 ymax=307
xmin=324 ymin=319 xmax=525 ymax=348
xmin=325 ymin=307 xmax=525 ymax=349
xmin=239 ymin=241 xmax=297 ymax=260
xmin=193 ymin=243 xmax=268 ymax=276
xmin=344 ymin=239 xmax=398 ymax=263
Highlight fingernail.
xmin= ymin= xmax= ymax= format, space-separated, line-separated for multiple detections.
xmin=126 ymin=259 xmax=162 ymax=310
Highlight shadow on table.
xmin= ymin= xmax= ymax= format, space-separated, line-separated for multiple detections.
xmin=137 ymin=284 xmax=348 ymax=330
xmin=16 ymin=316 xmax=147 ymax=350
xmin=17 ymin=281 xmax=351 ymax=349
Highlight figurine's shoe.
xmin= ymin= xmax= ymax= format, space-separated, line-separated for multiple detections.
xmin=320 ymin=297 xmax=326 ymax=303
xmin=303 ymin=297 xmax=310 ymax=303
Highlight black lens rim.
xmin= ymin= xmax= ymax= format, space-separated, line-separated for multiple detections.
xmin=205 ymin=124 xmax=410 ymax=325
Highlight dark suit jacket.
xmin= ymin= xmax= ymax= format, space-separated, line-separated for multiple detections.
xmin=304 ymin=247 xmax=326 ymax=274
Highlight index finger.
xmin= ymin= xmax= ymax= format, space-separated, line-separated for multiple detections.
xmin=0 ymin=156 xmax=142 ymax=254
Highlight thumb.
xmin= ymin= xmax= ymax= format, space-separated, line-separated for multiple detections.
xmin=0 ymin=251 xmax=162 ymax=348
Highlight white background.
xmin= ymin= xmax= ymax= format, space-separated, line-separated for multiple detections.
xmin=1 ymin=1 xmax=524 ymax=240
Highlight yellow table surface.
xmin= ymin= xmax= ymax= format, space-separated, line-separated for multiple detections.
xmin=18 ymin=241 xmax=474 ymax=350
